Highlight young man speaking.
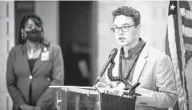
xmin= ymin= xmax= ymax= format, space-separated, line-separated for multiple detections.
xmin=101 ymin=6 xmax=177 ymax=110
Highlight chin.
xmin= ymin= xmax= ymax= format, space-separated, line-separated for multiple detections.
xmin=118 ymin=42 xmax=128 ymax=46
xmin=117 ymin=40 xmax=129 ymax=45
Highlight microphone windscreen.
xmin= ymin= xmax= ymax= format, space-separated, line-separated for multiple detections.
xmin=110 ymin=48 xmax=118 ymax=59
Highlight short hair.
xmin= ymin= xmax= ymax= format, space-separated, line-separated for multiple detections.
xmin=19 ymin=15 xmax=50 ymax=46
xmin=112 ymin=6 xmax=141 ymax=26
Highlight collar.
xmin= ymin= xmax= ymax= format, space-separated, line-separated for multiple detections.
xmin=21 ymin=43 xmax=49 ymax=54
xmin=121 ymin=38 xmax=145 ymax=59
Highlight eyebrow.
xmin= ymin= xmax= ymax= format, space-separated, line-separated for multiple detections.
xmin=122 ymin=23 xmax=131 ymax=26
xmin=113 ymin=24 xmax=118 ymax=27
xmin=113 ymin=23 xmax=132 ymax=27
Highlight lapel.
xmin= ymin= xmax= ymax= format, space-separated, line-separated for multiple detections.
xmin=32 ymin=55 xmax=42 ymax=74
xmin=21 ymin=45 xmax=31 ymax=75
xmin=21 ymin=44 xmax=50 ymax=75
xmin=132 ymin=44 xmax=149 ymax=84
xmin=32 ymin=45 xmax=49 ymax=74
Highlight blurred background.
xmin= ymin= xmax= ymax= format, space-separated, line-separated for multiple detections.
xmin=0 ymin=1 xmax=186 ymax=110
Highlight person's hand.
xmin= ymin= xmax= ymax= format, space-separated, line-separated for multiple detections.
xmin=106 ymin=82 xmax=125 ymax=96
xmin=20 ymin=104 xmax=34 ymax=110
xmin=107 ymin=87 xmax=124 ymax=96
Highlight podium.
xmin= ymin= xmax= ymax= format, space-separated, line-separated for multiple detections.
xmin=50 ymin=86 xmax=135 ymax=110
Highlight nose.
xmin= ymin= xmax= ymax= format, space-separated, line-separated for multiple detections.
xmin=118 ymin=29 xmax=124 ymax=35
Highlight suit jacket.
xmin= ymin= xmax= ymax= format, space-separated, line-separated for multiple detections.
xmin=105 ymin=44 xmax=177 ymax=110
xmin=6 ymin=44 xmax=64 ymax=110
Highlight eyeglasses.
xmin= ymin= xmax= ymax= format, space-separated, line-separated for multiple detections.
xmin=111 ymin=25 xmax=135 ymax=33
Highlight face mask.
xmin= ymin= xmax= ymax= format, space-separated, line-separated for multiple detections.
xmin=26 ymin=29 xmax=42 ymax=42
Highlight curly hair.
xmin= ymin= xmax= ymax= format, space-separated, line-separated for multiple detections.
xmin=112 ymin=6 xmax=141 ymax=26
xmin=19 ymin=15 xmax=50 ymax=46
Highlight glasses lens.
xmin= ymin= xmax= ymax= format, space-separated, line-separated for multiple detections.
xmin=112 ymin=25 xmax=135 ymax=33
xmin=122 ymin=26 xmax=130 ymax=32
xmin=114 ymin=27 xmax=120 ymax=33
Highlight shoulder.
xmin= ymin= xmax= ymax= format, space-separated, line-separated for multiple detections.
xmin=147 ymin=45 xmax=172 ymax=66
xmin=9 ymin=45 xmax=23 ymax=54
xmin=50 ymin=43 xmax=62 ymax=52
xmin=148 ymin=45 xmax=170 ymax=60
xmin=48 ymin=44 xmax=62 ymax=58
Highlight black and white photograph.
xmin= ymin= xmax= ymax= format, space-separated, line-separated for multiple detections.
xmin=0 ymin=0 xmax=192 ymax=110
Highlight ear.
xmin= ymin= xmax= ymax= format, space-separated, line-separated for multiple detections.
xmin=21 ymin=29 xmax=24 ymax=33
xmin=136 ymin=24 xmax=141 ymax=31
xmin=136 ymin=24 xmax=141 ymax=36
xmin=40 ymin=31 xmax=44 ymax=38
xmin=21 ymin=29 xmax=26 ymax=39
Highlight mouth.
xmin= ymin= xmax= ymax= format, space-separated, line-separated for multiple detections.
xmin=118 ymin=37 xmax=126 ymax=42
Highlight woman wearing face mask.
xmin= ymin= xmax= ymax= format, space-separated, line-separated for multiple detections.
xmin=6 ymin=15 xmax=64 ymax=110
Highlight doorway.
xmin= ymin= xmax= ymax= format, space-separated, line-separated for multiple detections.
xmin=59 ymin=1 xmax=97 ymax=86
xmin=15 ymin=1 xmax=35 ymax=45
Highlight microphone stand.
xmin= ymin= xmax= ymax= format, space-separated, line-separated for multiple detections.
xmin=93 ymin=59 xmax=114 ymax=95
xmin=93 ymin=48 xmax=118 ymax=86
xmin=93 ymin=59 xmax=113 ymax=86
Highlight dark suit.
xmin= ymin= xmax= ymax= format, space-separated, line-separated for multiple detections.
xmin=6 ymin=44 xmax=64 ymax=110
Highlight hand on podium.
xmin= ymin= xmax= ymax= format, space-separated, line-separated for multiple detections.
xmin=107 ymin=87 xmax=125 ymax=96
xmin=95 ymin=82 xmax=141 ymax=97
xmin=95 ymin=82 xmax=111 ymax=93
xmin=96 ymin=82 xmax=112 ymax=88
xmin=95 ymin=82 xmax=126 ymax=96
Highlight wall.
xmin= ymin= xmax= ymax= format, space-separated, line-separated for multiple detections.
xmin=35 ymin=1 xmax=59 ymax=44
xmin=0 ymin=1 xmax=14 ymax=110
xmin=97 ymin=1 xmax=169 ymax=75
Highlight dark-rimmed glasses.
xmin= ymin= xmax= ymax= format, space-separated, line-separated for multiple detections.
xmin=111 ymin=25 xmax=135 ymax=33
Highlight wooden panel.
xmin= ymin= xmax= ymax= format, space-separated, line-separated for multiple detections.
xmin=0 ymin=93 xmax=12 ymax=110
xmin=0 ymin=1 xmax=15 ymax=110
xmin=0 ymin=38 xmax=9 ymax=55
xmin=0 ymin=53 xmax=13 ymax=110
xmin=0 ymin=1 xmax=14 ymax=18
xmin=0 ymin=20 xmax=14 ymax=37
xmin=0 ymin=20 xmax=8 ymax=37
xmin=0 ymin=93 xmax=7 ymax=110
xmin=0 ymin=54 xmax=8 ymax=91
xmin=0 ymin=2 xmax=8 ymax=18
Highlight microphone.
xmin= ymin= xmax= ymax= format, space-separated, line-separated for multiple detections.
xmin=94 ymin=48 xmax=118 ymax=85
